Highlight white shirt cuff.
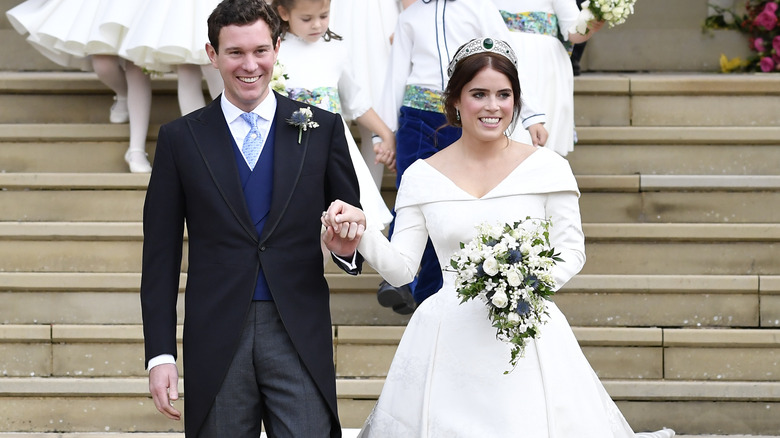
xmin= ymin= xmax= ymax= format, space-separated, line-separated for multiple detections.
xmin=332 ymin=251 xmax=358 ymax=271
xmin=147 ymin=354 xmax=176 ymax=371
xmin=522 ymin=113 xmax=546 ymax=129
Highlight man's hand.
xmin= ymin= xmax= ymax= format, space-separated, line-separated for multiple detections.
xmin=321 ymin=200 xmax=366 ymax=257
xmin=149 ymin=363 xmax=181 ymax=421
xmin=528 ymin=123 xmax=548 ymax=147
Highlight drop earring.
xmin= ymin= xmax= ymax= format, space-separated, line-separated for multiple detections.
xmin=456 ymin=108 xmax=460 ymax=121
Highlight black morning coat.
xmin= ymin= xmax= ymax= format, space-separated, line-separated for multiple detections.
xmin=140 ymin=92 xmax=362 ymax=437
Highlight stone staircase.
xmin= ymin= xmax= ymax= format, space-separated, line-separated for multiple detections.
xmin=2 ymin=70 xmax=780 ymax=436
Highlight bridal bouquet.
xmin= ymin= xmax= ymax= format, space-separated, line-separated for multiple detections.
xmin=573 ymin=0 xmax=637 ymax=34
xmin=450 ymin=218 xmax=562 ymax=373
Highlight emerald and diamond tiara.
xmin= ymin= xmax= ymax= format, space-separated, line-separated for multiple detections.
xmin=446 ymin=37 xmax=518 ymax=78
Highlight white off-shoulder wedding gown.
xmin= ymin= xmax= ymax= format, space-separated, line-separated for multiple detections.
xmin=356 ymin=147 xmax=674 ymax=437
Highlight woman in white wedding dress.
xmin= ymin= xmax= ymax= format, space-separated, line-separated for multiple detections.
xmin=322 ymin=38 xmax=675 ymax=438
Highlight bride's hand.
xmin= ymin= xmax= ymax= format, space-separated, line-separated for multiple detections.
xmin=321 ymin=200 xmax=366 ymax=257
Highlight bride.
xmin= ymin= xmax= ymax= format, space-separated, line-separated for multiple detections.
xmin=322 ymin=37 xmax=674 ymax=438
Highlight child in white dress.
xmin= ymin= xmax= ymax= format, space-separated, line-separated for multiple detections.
xmin=272 ymin=0 xmax=395 ymax=231
xmin=328 ymin=0 xmax=403 ymax=189
xmin=491 ymin=0 xmax=604 ymax=156
xmin=6 ymin=0 xmax=153 ymax=173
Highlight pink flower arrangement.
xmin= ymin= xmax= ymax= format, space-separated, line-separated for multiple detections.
xmin=705 ymin=1 xmax=780 ymax=72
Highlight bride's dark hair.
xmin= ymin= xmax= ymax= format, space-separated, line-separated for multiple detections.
xmin=442 ymin=52 xmax=522 ymax=132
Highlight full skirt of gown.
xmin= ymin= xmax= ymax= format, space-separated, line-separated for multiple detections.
xmin=359 ymin=273 xmax=635 ymax=437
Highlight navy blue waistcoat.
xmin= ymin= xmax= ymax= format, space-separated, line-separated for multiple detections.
xmin=231 ymin=120 xmax=276 ymax=301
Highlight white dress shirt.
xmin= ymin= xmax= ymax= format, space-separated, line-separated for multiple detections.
xmin=221 ymin=90 xmax=277 ymax=167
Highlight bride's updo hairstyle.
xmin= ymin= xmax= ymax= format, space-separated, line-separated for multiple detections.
xmin=442 ymin=37 xmax=522 ymax=132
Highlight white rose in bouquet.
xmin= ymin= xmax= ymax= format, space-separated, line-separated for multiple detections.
xmin=575 ymin=1 xmax=597 ymax=34
xmin=483 ymin=256 xmax=499 ymax=276
xmin=491 ymin=290 xmax=509 ymax=308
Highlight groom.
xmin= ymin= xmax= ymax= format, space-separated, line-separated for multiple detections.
xmin=140 ymin=0 xmax=364 ymax=436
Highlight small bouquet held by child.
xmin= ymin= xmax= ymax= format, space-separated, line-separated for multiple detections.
xmin=450 ymin=218 xmax=562 ymax=373
xmin=574 ymin=0 xmax=637 ymax=34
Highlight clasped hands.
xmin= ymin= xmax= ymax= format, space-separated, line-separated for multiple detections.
xmin=321 ymin=199 xmax=366 ymax=258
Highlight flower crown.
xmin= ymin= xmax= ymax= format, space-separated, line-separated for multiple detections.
xmin=447 ymin=37 xmax=518 ymax=78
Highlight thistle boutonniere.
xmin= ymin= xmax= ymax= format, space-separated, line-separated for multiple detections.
xmin=287 ymin=106 xmax=319 ymax=144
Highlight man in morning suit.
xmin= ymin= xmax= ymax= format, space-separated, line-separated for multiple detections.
xmin=140 ymin=1 xmax=365 ymax=436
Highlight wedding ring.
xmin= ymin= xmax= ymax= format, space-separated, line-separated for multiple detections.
xmin=322 ymin=211 xmax=327 ymax=217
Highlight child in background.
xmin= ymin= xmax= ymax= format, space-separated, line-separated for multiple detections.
xmin=491 ymin=0 xmax=603 ymax=156
xmin=328 ymin=0 xmax=404 ymax=190
xmin=271 ymin=0 xmax=395 ymax=231
xmin=6 ymin=0 xmax=153 ymax=173
xmin=376 ymin=0 xmax=549 ymax=313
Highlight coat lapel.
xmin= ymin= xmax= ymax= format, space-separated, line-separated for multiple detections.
xmin=186 ymin=99 xmax=258 ymax=242
xmin=259 ymin=94 xmax=309 ymax=243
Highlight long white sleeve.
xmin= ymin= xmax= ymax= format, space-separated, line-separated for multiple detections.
xmin=357 ymin=203 xmax=429 ymax=287
xmin=545 ymin=191 xmax=586 ymax=290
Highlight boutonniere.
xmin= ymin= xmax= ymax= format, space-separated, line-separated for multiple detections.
xmin=286 ymin=106 xmax=319 ymax=144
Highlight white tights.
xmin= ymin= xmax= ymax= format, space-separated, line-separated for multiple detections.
xmin=91 ymin=55 xmax=151 ymax=156
xmin=357 ymin=124 xmax=384 ymax=190
xmin=176 ymin=64 xmax=223 ymax=116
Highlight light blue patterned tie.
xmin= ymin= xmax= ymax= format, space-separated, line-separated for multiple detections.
xmin=240 ymin=112 xmax=263 ymax=170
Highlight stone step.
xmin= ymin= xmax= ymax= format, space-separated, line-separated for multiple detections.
xmin=581 ymin=223 xmax=780 ymax=275
xmin=336 ymin=325 xmax=780 ymax=382
xmin=3 ymin=73 xmax=779 ymax=126
xmin=0 ymin=124 xmax=160 ymax=173
xmin=580 ymin=175 xmax=780 ymax=224
xmin=0 ymin=435 xmax=774 ymax=438
xmin=558 ymin=274 xmax=780 ymax=329
xmin=574 ymin=74 xmax=780 ymax=127
xmin=4 ymin=123 xmax=780 ymax=177
xmin=0 ymin=377 xmax=777 ymax=434
xmin=7 ymin=324 xmax=778 ymax=382
xmin=4 ymin=173 xmax=780 ymax=223
xmin=0 ymin=72 xmax=180 ymax=124
xmin=1 ymin=273 xmax=777 ymax=328
xmin=569 ymin=126 xmax=780 ymax=175
xmin=0 ymin=435 xmax=769 ymax=438
xmin=2 ymin=222 xmax=779 ymax=274
xmin=0 ymin=434 xmax=361 ymax=438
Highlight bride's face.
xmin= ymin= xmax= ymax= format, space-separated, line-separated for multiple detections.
xmin=456 ymin=66 xmax=514 ymax=142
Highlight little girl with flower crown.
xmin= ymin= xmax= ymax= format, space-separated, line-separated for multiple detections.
xmin=271 ymin=0 xmax=395 ymax=231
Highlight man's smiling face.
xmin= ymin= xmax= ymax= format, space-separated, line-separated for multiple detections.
xmin=206 ymin=19 xmax=280 ymax=112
